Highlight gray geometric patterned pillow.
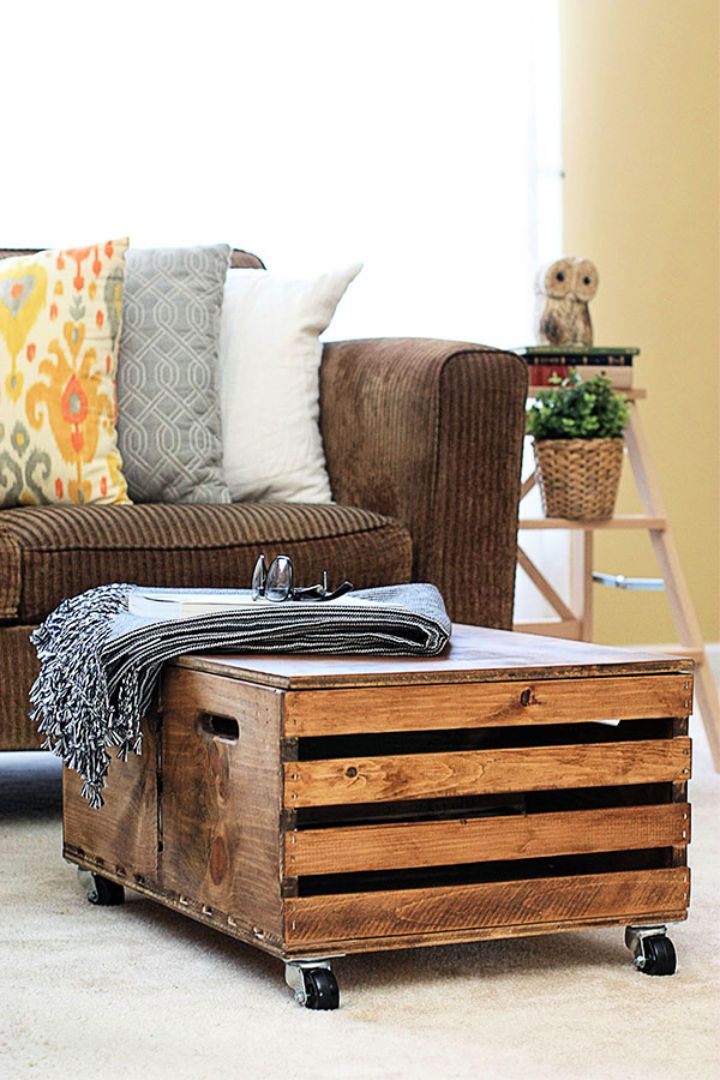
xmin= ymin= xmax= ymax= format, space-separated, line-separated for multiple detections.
xmin=117 ymin=245 xmax=232 ymax=504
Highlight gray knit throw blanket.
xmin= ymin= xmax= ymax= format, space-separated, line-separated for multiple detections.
xmin=29 ymin=583 xmax=451 ymax=808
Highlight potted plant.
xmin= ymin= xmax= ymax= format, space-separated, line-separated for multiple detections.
xmin=525 ymin=371 xmax=631 ymax=520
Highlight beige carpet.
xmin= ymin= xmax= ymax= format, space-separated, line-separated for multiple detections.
xmin=1 ymin=728 xmax=718 ymax=1080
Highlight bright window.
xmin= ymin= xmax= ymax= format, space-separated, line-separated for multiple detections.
xmin=5 ymin=0 xmax=561 ymax=344
xmin=5 ymin=0 xmax=563 ymax=618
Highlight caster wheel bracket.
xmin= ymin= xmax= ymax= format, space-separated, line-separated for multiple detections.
xmin=285 ymin=958 xmax=340 ymax=1010
xmin=625 ymin=924 xmax=677 ymax=975
xmin=77 ymin=866 xmax=125 ymax=906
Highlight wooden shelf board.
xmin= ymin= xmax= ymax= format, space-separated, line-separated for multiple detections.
xmin=519 ymin=516 xmax=666 ymax=531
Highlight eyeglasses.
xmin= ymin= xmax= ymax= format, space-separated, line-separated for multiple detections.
xmin=251 ymin=554 xmax=353 ymax=603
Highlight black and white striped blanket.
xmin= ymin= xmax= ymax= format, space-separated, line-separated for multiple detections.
xmin=29 ymin=583 xmax=451 ymax=808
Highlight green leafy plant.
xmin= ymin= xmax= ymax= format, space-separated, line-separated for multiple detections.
xmin=526 ymin=371 xmax=630 ymax=440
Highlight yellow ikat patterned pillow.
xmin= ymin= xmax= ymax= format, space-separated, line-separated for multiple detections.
xmin=0 ymin=239 xmax=131 ymax=506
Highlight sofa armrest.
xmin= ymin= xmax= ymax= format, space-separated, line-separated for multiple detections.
xmin=320 ymin=338 xmax=528 ymax=628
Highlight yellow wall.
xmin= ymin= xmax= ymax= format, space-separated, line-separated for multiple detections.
xmin=560 ymin=0 xmax=720 ymax=644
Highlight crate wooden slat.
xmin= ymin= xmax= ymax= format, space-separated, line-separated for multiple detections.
xmin=282 ymin=913 xmax=678 ymax=957
xmin=285 ymin=867 xmax=690 ymax=945
xmin=283 ymin=673 xmax=690 ymax=737
xmin=285 ymin=803 xmax=691 ymax=876
xmin=283 ymin=737 xmax=692 ymax=808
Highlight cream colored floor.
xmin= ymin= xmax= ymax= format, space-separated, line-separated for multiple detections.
xmin=1 ymin=726 xmax=718 ymax=1080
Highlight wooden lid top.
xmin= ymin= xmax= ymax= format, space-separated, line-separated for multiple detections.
xmin=172 ymin=624 xmax=691 ymax=690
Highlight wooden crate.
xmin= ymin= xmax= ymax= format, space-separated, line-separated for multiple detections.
xmin=63 ymin=625 xmax=692 ymax=981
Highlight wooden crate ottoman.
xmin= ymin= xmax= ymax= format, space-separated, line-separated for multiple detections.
xmin=63 ymin=625 xmax=693 ymax=1009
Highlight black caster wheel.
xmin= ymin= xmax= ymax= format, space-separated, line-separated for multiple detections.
xmin=635 ymin=935 xmax=677 ymax=976
xmin=285 ymin=962 xmax=340 ymax=1010
xmin=304 ymin=968 xmax=340 ymax=1010
xmin=79 ymin=868 xmax=125 ymax=906
xmin=625 ymin=926 xmax=677 ymax=976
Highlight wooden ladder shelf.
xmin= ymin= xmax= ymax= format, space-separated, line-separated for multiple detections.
xmin=515 ymin=390 xmax=720 ymax=771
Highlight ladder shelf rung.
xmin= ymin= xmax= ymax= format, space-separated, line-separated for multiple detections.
xmin=592 ymin=573 xmax=665 ymax=591
xmin=518 ymin=515 xmax=667 ymax=531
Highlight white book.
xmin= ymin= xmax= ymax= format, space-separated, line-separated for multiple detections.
xmin=127 ymin=590 xmax=374 ymax=620
xmin=128 ymin=591 xmax=265 ymax=620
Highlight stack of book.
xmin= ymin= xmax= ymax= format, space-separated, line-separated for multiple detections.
xmin=516 ymin=346 xmax=639 ymax=389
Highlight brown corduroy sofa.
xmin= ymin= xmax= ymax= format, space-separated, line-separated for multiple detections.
xmin=0 ymin=247 xmax=528 ymax=751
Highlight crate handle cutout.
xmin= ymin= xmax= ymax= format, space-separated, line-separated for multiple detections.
xmin=197 ymin=713 xmax=240 ymax=743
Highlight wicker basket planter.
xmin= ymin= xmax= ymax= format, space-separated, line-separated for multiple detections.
xmin=532 ymin=437 xmax=624 ymax=520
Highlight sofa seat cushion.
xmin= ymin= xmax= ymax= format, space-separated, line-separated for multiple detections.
xmin=0 ymin=503 xmax=413 ymax=624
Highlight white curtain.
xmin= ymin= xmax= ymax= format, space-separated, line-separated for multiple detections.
xmin=4 ymin=0 xmax=563 ymax=616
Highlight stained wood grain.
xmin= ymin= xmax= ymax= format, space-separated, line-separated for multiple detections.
xmin=173 ymin=623 xmax=690 ymax=691
xmin=282 ymin=910 xmax=687 ymax=958
xmin=62 ymin=718 xmax=158 ymax=879
xmin=65 ymin=853 xmax=288 ymax=959
xmin=284 ymin=867 xmax=690 ymax=944
xmin=285 ymin=803 xmax=691 ymax=876
xmin=671 ymin=717 xmax=691 ymax=868
xmin=70 ymin=849 xmax=687 ymax=960
xmin=62 ymin=633 xmax=695 ymax=965
xmin=160 ymin=668 xmax=284 ymax=947
xmin=282 ymin=674 xmax=690 ymax=737
xmin=283 ymin=737 xmax=691 ymax=808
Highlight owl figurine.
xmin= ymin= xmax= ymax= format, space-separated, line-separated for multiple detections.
xmin=535 ymin=257 xmax=599 ymax=347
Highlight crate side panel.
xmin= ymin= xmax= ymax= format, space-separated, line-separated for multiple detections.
xmin=63 ymin=719 xmax=158 ymax=879
xmin=160 ymin=669 xmax=284 ymax=946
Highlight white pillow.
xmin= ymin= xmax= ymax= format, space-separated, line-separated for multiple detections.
xmin=218 ymin=264 xmax=361 ymax=502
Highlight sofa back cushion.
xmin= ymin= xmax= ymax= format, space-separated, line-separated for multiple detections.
xmin=0 ymin=239 xmax=130 ymax=508
xmin=0 ymin=245 xmax=266 ymax=510
xmin=219 ymin=263 xmax=361 ymax=503
xmin=116 ymin=244 xmax=233 ymax=505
